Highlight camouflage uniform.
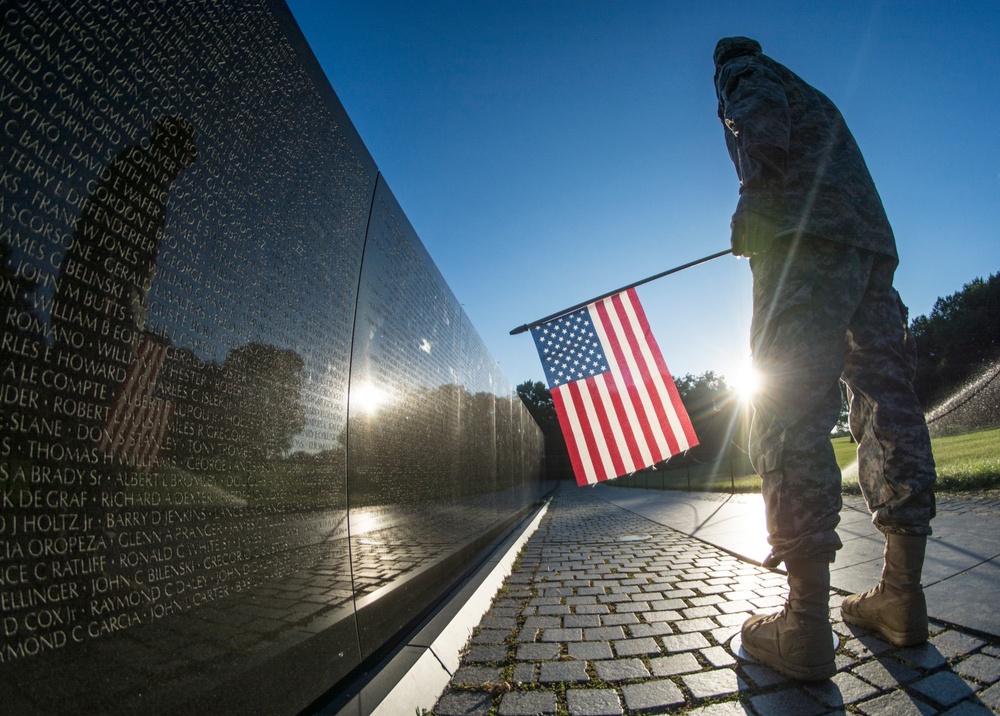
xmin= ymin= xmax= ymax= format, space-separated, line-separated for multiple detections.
xmin=714 ymin=37 xmax=936 ymax=567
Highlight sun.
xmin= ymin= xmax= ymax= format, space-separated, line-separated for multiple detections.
xmin=731 ymin=363 xmax=763 ymax=403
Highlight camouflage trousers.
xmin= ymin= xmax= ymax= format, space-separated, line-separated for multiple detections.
xmin=748 ymin=237 xmax=936 ymax=567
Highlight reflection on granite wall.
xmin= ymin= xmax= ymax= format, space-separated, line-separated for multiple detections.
xmin=0 ymin=2 xmax=550 ymax=713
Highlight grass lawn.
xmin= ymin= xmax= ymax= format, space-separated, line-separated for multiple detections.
xmin=837 ymin=425 xmax=1000 ymax=493
xmin=613 ymin=425 xmax=1000 ymax=494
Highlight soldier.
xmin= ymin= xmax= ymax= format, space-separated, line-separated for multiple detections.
xmin=713 ymin=37 xmax=937 ymax=680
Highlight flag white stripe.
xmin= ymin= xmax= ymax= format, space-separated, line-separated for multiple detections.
xmin=619 ymin=291 xmax=691 ymax=450
xmin=587 ymin=303 xmax=656 ymax=466
xmin=559 ymin=384 xmax=598 ymax=484
xmin=592 ymin=372 xmax=634 ymax=473
xmin=592 ymin=296 xmax=671 ymax=459
xmin=576 ymin=376 xmax=616 ymax=480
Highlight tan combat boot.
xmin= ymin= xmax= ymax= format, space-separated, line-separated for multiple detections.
xmin=841 ymin=533 xmax=928 ymax=646
xmin=741 ymin=558 xmax=836 ymax=681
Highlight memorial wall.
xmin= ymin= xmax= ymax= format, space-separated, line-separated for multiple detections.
xmin=0 ymin=1 xmax=551 ymax=713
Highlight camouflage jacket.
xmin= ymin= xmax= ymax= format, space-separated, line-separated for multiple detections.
xmin=713 ymin=37 xmax=897 ymax=258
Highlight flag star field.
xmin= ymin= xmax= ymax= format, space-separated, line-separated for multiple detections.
xmin=534 ymin=309 xmax=610 ymax=386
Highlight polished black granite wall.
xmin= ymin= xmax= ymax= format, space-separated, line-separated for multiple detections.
xmin=0 ymin=2 xmax=550 ymax=713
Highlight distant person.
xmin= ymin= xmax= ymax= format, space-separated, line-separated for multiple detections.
xmin=713 ymin=37 xmax=937 ymax=680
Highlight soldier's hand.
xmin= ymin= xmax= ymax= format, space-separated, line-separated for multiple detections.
xmin=731 ymin=211 xmax=779 ymax=257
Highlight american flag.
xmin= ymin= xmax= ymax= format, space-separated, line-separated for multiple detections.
xmin=531 ymin=288 xmax=697 ymax=486
xmin=98 ymin=336 xmax=174 ymax=472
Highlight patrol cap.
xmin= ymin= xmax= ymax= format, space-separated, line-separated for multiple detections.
xmin=714 ymin=36 xmax=762 ymax=67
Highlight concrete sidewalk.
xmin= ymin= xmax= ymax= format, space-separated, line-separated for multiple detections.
xmin=431 ymin=485 xmax=1000 ymax=715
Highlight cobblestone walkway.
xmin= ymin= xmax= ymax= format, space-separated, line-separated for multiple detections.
xmin=431 ymin=487 xmax=1000 ymax=715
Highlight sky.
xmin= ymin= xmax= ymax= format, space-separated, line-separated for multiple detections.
xmin=284 ymin=0 xmax=999 ymax=393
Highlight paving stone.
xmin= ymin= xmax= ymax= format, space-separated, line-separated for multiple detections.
xmin=516 ymin=627 xmax=540 ymax=642
xmin=621 ymin=679 xmax=686 ymax=711
xmin=540 ymin=659 xmax=590 ymax=684
xmin=856 ymin=690 xmax=937 ymax=716
xmin=564 ymin=614 xmax=602 ymax=628
xmin=716 ymin=599 xmax=755 ymax=614
xmin=711 ymin=625 xmax=741 ymax=645
xmin=842 ymin=633 xmax=893 ymax=658
xmin=643 ymin=610 xmax=681 ymax=623
xmin=541 ymin=628 xmax=582 ymax=643
xmin=516 ymin=643 xmax=560 ymax=661
xmin=451 ymin=666 xmax=503 ymax=686
xmin=498 ymin=690 xmax=558 ymax=715
xmin=661 ymin=632 xmax=711 ymax=652
xmin=600 ymin=613 xmax=638 ymax=626
xmin=618 ymin=602 xmax=654 ymax=615
xmin=575 ymin=604 xmax=610 ymax=615
xmin=932 ymin=630 xmax=988 ymax=658
xmin=530 ymin=596 xmax=563 ymax=606
xmin=464 ymin=645 xmax=508 ymax=663
xmin=804 ymin=671 xmax=880 ymax=707
xmin=740 ymin=663 xmax=791 ymax=689
xmin=480 ymin=616 xmax=518 ymax=630
xmin=750 ymin=687 xmax=827 ymax=716
xmin=471 ymin=629 xmax=509 ymax=645
xmin=628 ymin=621 xmax=673 ymax=638
xmin=981 ymin=682 xmax=1000 ymax=710
xmin=851 ymin=657 xmax=921 ymax=688
xmin=565 ymin=688 xmax=623 ymax=716
xmin=523 ymin=616 xmax=563 ymax=630
xmin=897 ymin=642 xmax=950 ymax=669
xmin=911 ymin=671 xmax=981 ymax=708
xmin=700 ymin=645 xmax=737 ymax=667
xmin=686 ymin=699 xmax=755 ymax=715
xmin=682 ymin=605 xmax=721 ymax=619
xmin=488 ymin=607 xmax=519 ymax=618
xmin=434 ymin=690 xmax=493 ymax=716
xmin=649 ymin=652 xmax=700 ymax=677
xmin=749 ymin=594 xmax=786 ymax=609
xmin=567 ymin=641 xmax=613 ymax=660
xmin=593 ymin=658 xmax=650 ymax=681
xmin=682 ymin=669 xmax=741 ymax=699
xmin=511 ymin=663 xmax=536 ymax=683
xmin=584 ymin=626 xmax=625 ymax=642
xmin=537 ymin=605 xmax=571 ymax=616
xmin=955 ymin=653 xmax=1000 ymax=684
xmin=674 ymin=617 xmax=718 ymax=633
xmin=613 ymin=637 xmax=660 ymax=657
xmin=940 ymin=701 xmax=997 ymax=716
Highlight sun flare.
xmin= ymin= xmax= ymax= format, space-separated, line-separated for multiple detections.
xmin=731 ymin=364 xmax=763 ymax=402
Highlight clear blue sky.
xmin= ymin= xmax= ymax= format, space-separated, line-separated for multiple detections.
xmin=285 ymin=0 xmax=999 ymax=392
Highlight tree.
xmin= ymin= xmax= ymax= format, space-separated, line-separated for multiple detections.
xmin=671 ymin=371 xmax=741 ymax=463
xmin=911 ymin=272 xmax=1000 ymax=407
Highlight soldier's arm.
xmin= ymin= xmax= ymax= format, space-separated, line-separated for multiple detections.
xmin=717 ymin=57 xmax=790 ymax=222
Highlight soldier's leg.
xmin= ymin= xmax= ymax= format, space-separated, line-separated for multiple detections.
xmin=742 ymin=237 xmax=872 ymax=680
xmin=840 ymin=254 xmax=935 ymax=646
xmin=841 ymin=255 xmax=936 ymax=534
xmin=748 ymin=237 xmax=872 ymax=567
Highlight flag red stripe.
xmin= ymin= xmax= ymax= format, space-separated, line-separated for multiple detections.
xmin=599 ymin=370 xmax=645 ymax=472
xmin=583 ymin=375 xmax=627 ymax=479
xmin=612 ymin=291 xmax=680 ymax=456
xmin=566 ymin=378 xmax=609 ymax=483
xmin=551 ymin=385 xmax=592 ymax=485
xmin=628 ymin=290 xmax=699 ymax=446
xmin=593 ymin=297 xmax=664 ymax=459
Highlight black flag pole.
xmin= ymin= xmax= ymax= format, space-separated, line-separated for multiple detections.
xmin=509 ymin=248 xmax=733 ymax=335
